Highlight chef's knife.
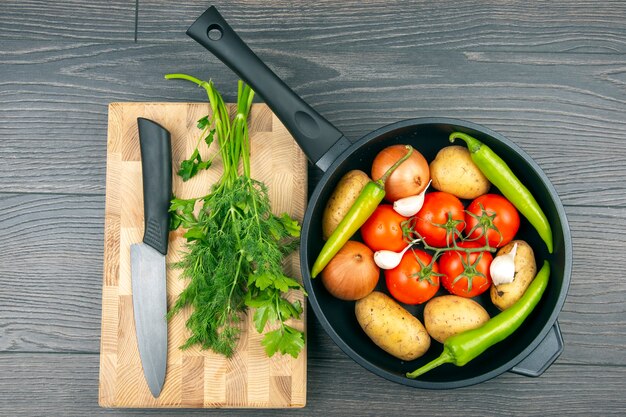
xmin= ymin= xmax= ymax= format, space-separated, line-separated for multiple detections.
xmin=131 ymin=117 xmax=172 ymax=398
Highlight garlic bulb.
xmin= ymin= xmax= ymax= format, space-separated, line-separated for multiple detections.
xmin=393 ymin=181 xmax=431 ymax=217
xmin=490 ymin=243 xmax=518 ymax=285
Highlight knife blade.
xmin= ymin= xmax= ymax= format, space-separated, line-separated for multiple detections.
xmin=131 ymin=117 xmax=172 ymax=398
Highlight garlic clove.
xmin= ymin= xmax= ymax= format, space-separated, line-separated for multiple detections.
xmin=490 ymin=243 xmax=518 ymax=285
xmin=374 ymin=250 xmax=403 ymax=269
xmin=393 ymin=181 xmax=431 ymax=217
xmin=373 ymin=239 xmax=420 ymax=270
xmin=393 ymin=195 xmax=425 ymax=217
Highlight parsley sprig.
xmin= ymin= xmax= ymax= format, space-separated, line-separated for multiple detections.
xmin=165 ymin=73 xmax=306 ymax=358
xmin=178 ymin=119 xmax=215 ymax=181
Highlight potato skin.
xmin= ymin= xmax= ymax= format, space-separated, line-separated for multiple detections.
xmin=424 ymin=295 xmax=490 ymax=343
xmin=355 ymin=291 xmax=430 ymax=361
xmin=322 ymin=170 xmax=370 ymax=240
xmin=429 ymin=146 xmax=490 ymax=199
xmin=490 ymin=240 xmax=537 ymax=310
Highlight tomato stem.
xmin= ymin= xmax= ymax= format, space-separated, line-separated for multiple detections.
xmin=464 ymin=202 xmax=503 ymax=248
xmin=401 ymin=211 xmax=497 ymax=275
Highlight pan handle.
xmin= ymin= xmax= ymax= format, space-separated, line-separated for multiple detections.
xmin=186 ymin=6 xmax=351 ymax=171
xmin=509 ymin=321 xmax=564 ymax=377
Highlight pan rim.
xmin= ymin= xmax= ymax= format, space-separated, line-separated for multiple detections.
xmin=301 ymin=116 xmax=573 ymax=389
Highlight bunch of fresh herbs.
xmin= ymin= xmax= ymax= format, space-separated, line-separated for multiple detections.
xmin=165 ymin=73 xmax=305 ymax=358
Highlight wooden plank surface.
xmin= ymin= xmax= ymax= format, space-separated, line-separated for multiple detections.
xmin=1 ymin=42 xmax=625 ymax=206
xmin=1 ymin=1 xmax=625 ymax=415
xmin=98 ymin=102 xmax=307 ymax=407
xmin=141 ymin=1 xmax=626 ymax=52
xmin=5 ymin=0 xmax=625 ymax=52
xmin=0 ymin=0 xmax=136 ymax=41
xmin=2 ymin=353 xmax=626 ymax=417
xmin=1 ymin=196 xmax=623 ymax=365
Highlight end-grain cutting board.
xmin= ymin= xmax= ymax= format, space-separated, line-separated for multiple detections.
xmin=99 ymin=102 xmax=307 ymax=408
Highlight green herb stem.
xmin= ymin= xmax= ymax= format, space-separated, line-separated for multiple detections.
xmin=166 ymin=74 xmax=305 ymax=359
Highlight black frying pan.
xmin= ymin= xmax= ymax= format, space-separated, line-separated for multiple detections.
xmin=185 ymin=6 xmax=572 ymax=389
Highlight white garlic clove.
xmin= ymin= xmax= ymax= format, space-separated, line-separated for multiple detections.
xmin=393 ymin=195 xmax=425 ymax=217
xmin=393 ymin=181 xmax=431 ymax=217
xmin=373 ymin=240 xmax=419 ymax=270
xmin=374 ymin=250 xmax=403 ymax=269
xmin=490 ymin=243 xmax=518 ymax=285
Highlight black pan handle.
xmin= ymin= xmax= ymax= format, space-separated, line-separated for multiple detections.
xmin=509 ymin=321 xmax=564 ymax=377
xmin=186 ymin=6 xmax=351 ymax=172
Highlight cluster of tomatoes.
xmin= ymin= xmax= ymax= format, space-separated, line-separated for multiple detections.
xmin=360 ymin=191 xmax=521 ymax=305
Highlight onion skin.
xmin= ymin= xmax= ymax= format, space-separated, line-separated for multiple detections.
xmin=371 ymin=144 xmax=430 ymax=202
xmin=321 ymin=241 xmax=380 ymax=301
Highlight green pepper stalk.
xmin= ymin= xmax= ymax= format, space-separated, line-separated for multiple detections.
xmin=450 ymin=132 xmax=553 ymax=254
xmin=406 ymin=260 xmax=550 ymax=378
xmin=311 ymin=145 xmax=414 ymax=278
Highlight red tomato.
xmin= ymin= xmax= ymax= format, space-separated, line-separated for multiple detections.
xmin=411 ymin=192 xmax=465 ymax=248
xmin=384 ymin=249 xmax=440 ymax=305
xmin=465 ymin=194 xmax=520 ymax=248
xmin=439 ymin=241 xmax=493 ymax=298
xmin=360 ymin=205 xmax=408 ymax=252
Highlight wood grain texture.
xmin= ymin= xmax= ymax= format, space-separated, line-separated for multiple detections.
xmin=1 ymin=1 xmax=626 ymax=415
xmin=0 ymin=0 xmax=136 ymax=41
xmin=2 ymin=0 xmax=625 ymax=52
xmin=2 ymin=353 xmax=626 ymax=416
xmin=0 ymin=193 xmax=104 ymax=352
xmin=137 ymin=0 xmax=626 ymax=53
xmin=98 ymin=102 xmax=307 ymax=408
xmin=0 ymin=197 xmax=623 ymax=367
xmin=1 ymin=41 xmax=626 ymax=206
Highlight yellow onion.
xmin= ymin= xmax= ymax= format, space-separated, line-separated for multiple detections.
xmin=371 ymin=144 xmax=430 ymax=202
xmin=321 ymin=241 xmax=380 ymax=300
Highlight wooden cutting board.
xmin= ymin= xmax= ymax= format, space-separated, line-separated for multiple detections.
xmin=99 ymin=102 xmax=307 ymax=408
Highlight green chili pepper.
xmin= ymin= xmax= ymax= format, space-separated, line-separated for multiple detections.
xmin=311 ymin=145 xmax=414 ymax=278
xmin=406 ymin=260 xmax=550 ymax=379
xmin=450 ymin=132 xmax=553 ymax=253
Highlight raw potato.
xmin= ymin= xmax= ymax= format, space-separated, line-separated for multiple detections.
xmin=490 ymin=240 xmax=537 ymax=310
xmin=322 ymin=170 xmax=370 ymax=240
xmin=424 ymin=295 xmax=490 ymax=344
xmin=429 ymin=145 xmax=490 ymax=199
xmin=355 ymin=291 xmax=430 ymax=361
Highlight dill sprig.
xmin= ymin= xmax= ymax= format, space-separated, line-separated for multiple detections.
xmin=165 ymin=74 xmax=305 ymax=358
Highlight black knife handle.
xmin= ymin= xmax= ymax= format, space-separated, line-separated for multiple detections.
xmin=137 ymin=118 xmax=172 ymax=255
xmin=186 ymin=6 xmax=350 ymax=170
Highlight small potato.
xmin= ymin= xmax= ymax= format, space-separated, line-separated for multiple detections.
xmin=322 ymin=170 xmax=370 ymax=240
xmin=355 ymin=291 xmax=430 ymax=361
xmin=424 ymin=295 xmax=490 ymax=343
xmin=490 ymin=240 xmax=537 ymax=310
xmin=429 ymin=146 xmax=490 ymax=199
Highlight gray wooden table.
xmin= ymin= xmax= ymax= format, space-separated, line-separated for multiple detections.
xmin=1 ymin=1 xmax=625 ymax=415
